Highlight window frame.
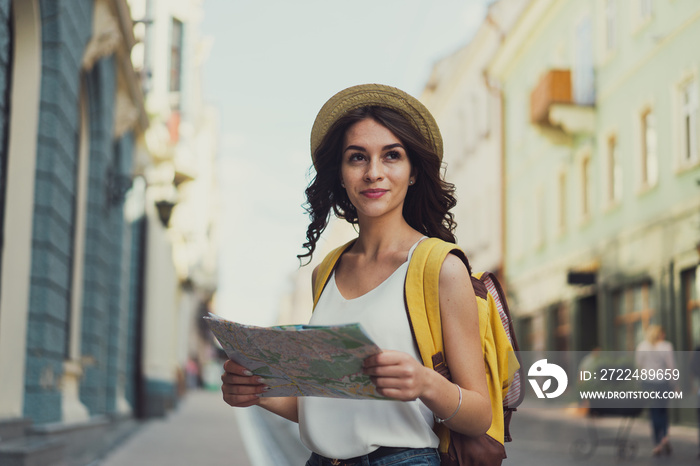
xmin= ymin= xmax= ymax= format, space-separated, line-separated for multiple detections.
xmin=557 ymin=170 xmax=567 ymax=235
xmin=639 ymin=107 xmax=658 ymax=189
xmin=581 ymin=153 xmax=593 ymax=221
xmin=606 ymin=133 xmax=622 ymax=206
xmin=679 ymin=79 xmax=699 ymax=168
xmin=169 ymin=17 xmax=184 ymax=95
xmin=613 ymin=281 xmax=654 ymax=351
xmin=605 ymin=0 xmax=617 ymax=52
xmin=682 ymin=267 xmax=700 ymax=350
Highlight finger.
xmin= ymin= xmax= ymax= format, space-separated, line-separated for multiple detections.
xmin=223 ymin=359 xmax=254 ymax=376
xmin=221 ymin=373 xmax=266 ymax=386
xmin=364 ymin=350 xmax=408 ymax=368
xmin=222 ymin=383 xmax=268 ymax=396
xmin=363 ymin=350 xmax=397 ymax=368
xmin=364 ymin=364 xmax=412 ymax=377
xmin=364 ymin=360 xmax=419 ymax=378
xmin=370 ymin=374 xmax=412 ymax=389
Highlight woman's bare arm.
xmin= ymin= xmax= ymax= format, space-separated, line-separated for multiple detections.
xmin=362 ymin=253 xmax=491 ymax=435
xmin=433 ymin=253 xmax=491 ymax=434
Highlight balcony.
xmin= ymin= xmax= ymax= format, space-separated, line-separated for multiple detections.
xmin=530 ymin=69 xmax=595 ymax=137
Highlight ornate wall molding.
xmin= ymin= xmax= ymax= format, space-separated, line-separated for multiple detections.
xmin=82 ymin=0 xmax=121 ymax=71
xmin=114 ymin=81 xmax=140 ymax=138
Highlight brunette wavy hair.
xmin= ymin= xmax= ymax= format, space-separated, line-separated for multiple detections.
xmin=298 ymin=106 xmax=457 ymax=264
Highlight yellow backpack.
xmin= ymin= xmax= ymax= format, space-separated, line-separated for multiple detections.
xmin=312 ymin=238 xmax=522 ymax=465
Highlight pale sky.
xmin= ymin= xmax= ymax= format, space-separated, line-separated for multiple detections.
xmin=201 ymin=0 xmax=489 ymax=326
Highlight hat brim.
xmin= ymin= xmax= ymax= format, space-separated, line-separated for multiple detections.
xmin=310 ymin=84 xmax=443 ymax=165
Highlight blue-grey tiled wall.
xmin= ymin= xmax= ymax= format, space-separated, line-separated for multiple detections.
xmin=25 ymin=0 xmax=94 ymax=424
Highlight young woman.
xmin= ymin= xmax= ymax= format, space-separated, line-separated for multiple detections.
xmin=221 ymin=84 xmax=491 ymax=465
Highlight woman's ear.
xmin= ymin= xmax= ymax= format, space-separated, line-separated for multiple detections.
xmin=340 ymin=177 xmax=345 ymax=188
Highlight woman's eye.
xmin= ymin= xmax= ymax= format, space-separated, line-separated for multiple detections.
xmin=385 ymin=150 xmax=401 ymax=160
xmin=348 ymin=153 xmax=366 ymax=162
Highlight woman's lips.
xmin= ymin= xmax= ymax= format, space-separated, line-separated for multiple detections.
xmin=361 ymin=189 xmax=387 ymax=199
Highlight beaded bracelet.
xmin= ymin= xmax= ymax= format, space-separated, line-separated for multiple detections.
xmin=434 ymin=383 xmax=462 ymax=424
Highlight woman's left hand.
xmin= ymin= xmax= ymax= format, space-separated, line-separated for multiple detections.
xmin=363 ymin=350 xmax=431 ymax=401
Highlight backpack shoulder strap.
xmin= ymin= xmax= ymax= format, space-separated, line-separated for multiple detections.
xmin=312 ymin=239 xmax=356 ymax=310
xmin=405 ymin=238 xmax=475 ymax=454
xmin=405 ymin=238 xmax=469 ymax=372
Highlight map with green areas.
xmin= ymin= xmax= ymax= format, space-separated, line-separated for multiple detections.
xmin=205 ymin=313 xmax=385 ymax=399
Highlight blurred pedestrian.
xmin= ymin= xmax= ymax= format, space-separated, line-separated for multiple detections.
xmin=221 ymin=84 xmax=492 ymax=465
xmin=635 ymin=325 xmax=676 ymax=456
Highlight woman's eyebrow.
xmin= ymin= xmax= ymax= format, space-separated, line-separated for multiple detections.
xmin=343 ymin=143 xmax=405 ymax=153
xmin=343 ymin=144 xmax=366 ymax=153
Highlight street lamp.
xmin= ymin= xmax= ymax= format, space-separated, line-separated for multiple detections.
xmin=155 ymin=199 xmax=175 ymax=227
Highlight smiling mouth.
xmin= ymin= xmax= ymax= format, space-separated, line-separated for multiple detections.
xmin=361 ymin=189 xmax=388 ymax=199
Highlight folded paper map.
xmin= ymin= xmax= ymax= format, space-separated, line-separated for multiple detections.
xmin=204 ymin=313 xmax=385 ymax=399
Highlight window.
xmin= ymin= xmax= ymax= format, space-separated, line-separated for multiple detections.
xmin=532 ymin=312 xmax=546 ymax=352
xmin=534 ymin=187 xmax=545 ymax=249
xmin=518 ymin=316 xmax=534 ymax=352
xmin=613 ymin=282 xmax=654 ymax=351
xmin=169 ymin=18 xmax=183 ymax=94
xmin=607 ymin=135 xmax=622 ymax=204
xmin=639 ymin=0 xmax=652 ymax=20
xmin=605 ymin=0 xmax=617 ymax=52
xmin=558 ymin=172 xmax=566 ymax=233
xmin=681 ymin=80 xmax=698 ymax=165
xmin=554 ymin=304 xmax=570 ymax=352
xmin=66 ymin=78 xmax=90 ymax=359
xmin=640 ymin=109 xmax=658 ymax=187
xmin=581 ymin=155 xmax=592 ymax=219
xmin=683 ymin=267 xmax=700 ymax=350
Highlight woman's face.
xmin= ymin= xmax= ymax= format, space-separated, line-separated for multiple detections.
xmin=340 ymin=118 xmax=415 ymax=222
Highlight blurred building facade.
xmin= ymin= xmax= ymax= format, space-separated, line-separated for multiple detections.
xmin=0 ymin=0 xmax=218 ymax=463
xmin=487 ymin=0 xmax=700 ymax=356
xmin=127 ymin=0 xmax=219 ymax=417
xmin=421 ymin=0 xmax=529 ymax=277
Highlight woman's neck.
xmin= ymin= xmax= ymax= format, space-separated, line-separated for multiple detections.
xmin=353 ymin=214 xmax=422 ymax=259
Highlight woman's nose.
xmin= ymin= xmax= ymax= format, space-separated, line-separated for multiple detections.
xmin=364 ymin=158 xmax=384 ymax=182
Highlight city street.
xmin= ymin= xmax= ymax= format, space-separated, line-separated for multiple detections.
xmin=99 ymin=391 xmax=700 ymax=466
xmin=506 ymin=405 xmax=698 ymax=466
xmin=99 ymin=390 xmax=254 ymax=466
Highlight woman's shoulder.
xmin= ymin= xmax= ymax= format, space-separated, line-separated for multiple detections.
xmin=438 ymin=252 xmax=472 ymax=298
xmin=440 ymin=252 xmax=470 ymax=275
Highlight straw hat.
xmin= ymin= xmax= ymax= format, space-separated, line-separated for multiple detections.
xmin=310 ymin=83 xmax=443 ymax=165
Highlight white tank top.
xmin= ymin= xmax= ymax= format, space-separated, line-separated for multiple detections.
xmin=298 ymin=239 xmax=439 ymax=459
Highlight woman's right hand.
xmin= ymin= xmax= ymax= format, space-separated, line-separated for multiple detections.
xmin=221 ymin=360 xmax=268 ymax=408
